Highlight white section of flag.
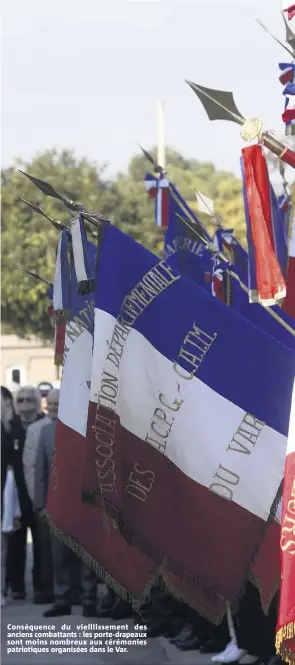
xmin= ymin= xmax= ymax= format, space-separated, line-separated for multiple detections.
xmin=71 ymin=217 xmax=88 ymax=283
xmin=58 ymin=327 xmax=93 ymax=436
xmin=196 ymin=192 xmax=215 ymax=216
xmin=89 ymin=308 xmax=286 ymax=523
xmin=53 ymin=234 xmax=63 ymax=312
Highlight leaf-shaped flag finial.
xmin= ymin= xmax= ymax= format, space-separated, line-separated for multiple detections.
xmin=18 ymin=198 xmax=65 ymax=230
xmin=17 ymin=266 xmax=52 ymax=287
xmin=139 ymin=145 xmax=164 ymax=174
xmin=185 ymin=81 xmax=245 ymax=124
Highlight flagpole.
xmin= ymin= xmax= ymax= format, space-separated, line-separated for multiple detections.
xmin=157 ymin=101 xmax=166 ymax=171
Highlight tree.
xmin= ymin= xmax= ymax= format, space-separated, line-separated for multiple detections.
xmin=1 ymin=147 xmax=250 ymax=341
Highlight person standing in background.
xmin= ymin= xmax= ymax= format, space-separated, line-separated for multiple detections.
xmin=26 ymin=389 xmax=60 ymax=603
xmin=6 ymin=386 xmax=44 ymax=600
xmin=34 ymin=418 xmax=98 ymax=617
xmin=23 ymin=389 xmax=59 ymax=506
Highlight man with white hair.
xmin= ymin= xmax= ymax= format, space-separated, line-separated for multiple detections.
xmin=23 ymin=388 xmax=60 ymax=603
xmin=6 ymin=385 xmax=45 ymax=601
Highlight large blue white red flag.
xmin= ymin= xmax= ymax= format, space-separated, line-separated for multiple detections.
xmin=81 ymin=222 xmax=295 ymax=618
xmin=241 ymin=145 xmax=287 ymax=306
xmin=47 ymin=232 xmax=156 ymax=605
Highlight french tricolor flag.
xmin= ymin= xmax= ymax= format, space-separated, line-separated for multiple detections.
xmin=144 ymin=172 xmax=170 ymax=228
xmin=47 ymin=239 xmax=155 ymax=604
xmin=80 ymin=222 xmax=295 ymax=616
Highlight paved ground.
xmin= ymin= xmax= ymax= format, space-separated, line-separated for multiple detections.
xmin=1 ymin=546 xmax=212 ymax=665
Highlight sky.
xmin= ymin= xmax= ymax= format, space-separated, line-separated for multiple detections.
xmin=2 ymin=0 xmax=293 ymax=180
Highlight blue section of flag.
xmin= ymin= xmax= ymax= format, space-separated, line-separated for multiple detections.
xmin=163 ymin=182 xmax=213 ymax=292
xmin=96 ymin=222 xmax=295 ymax=436
xmin=230 ymin=267 xmax=295 ymax=351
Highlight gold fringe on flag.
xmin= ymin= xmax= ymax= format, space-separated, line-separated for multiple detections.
xmin=54 ymin=353 xmax=64 ymax=367
xmin=54 ymin=309 xmax=71 ymax=324
xmin=276 ymin=621 xmax=295 ymax=665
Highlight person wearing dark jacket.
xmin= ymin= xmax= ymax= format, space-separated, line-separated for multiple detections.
xmin=6 ymin=386 xmax=44 ymax=600
xmin=34 ymin=420 xmax=98 ymax=617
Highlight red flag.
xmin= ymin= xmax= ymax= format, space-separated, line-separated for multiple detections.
xmin=276 ymin=381 xmax=295 ymax=665
xmin=284 ymin=4 xmax=295 ymax=20
xmin=241 ymin=145 xmax=286 ymax=306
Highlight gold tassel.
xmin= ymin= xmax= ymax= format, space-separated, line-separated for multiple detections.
xmin=54 ymin=309 xmax=71 ymax=324
xmin=54 ymin=354 xmax=64 ymax=367
xmin=276 ymin=622 xmax=295 ymax=665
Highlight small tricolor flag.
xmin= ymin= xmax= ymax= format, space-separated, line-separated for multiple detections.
xmin=144 ymin=173 xmax=170 ymax=228
xmin=279 ymin=64 xmax=295 ymax=86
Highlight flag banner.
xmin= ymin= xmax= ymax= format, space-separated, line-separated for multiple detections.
xmin=284 ymin=83 xmax=295 ymax=96
xmin=283 ymin=208 xmax=295 ymax=320
xmin=81 ymin=222 xmax=295 ymax=619
xmin=47 ymin=240 xmax=156 ymax=606
xmin=284 ymin=3 xmax=295 ymax=21
xmin=279 ymin=64 xmax=295 ymax=86
xmin=145 ymin=173 xmax=213 ymax=292
xmin=53 ymin=229 xmax=71 ymax=322
xmin=48 ymin=275 xmax=66 ymax=365
xmin=196 ymin=191 xmax=215 ymax=216
xmin=241 ymin=145 xmax=287 ymax=306
xmin=144 ymin=173 xmax=170 ymax=228
xmin=276 ymin=379 xmax=295 ymax=665
xmin=229 ymin=269 xmax=295 ymax=351
xmin=71 ymin=215 xmax=95 ymax=295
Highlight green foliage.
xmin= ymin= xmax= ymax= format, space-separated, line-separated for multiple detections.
xmin=1 ymin=147 xmax=248 ymax=341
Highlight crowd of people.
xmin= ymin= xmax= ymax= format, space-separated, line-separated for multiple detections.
xmin=1 ymin=383 xmax=282 ymax=664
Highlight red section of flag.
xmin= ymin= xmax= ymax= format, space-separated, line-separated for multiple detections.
xmin=283 ymin=109 xmax=295 ymax=124
xmin=280 ymin=69 xmax=294 ymax=85
xmin=47 ymin=419 xmax=155 ymax=601
xmin=276 ymin=451 xmax=295 ymax=665
xmin=48 ymin=304 xmax=54 ymax=318
xmin=81 ymin=401 xmax=268 ymax=615
xmin=282 ymin=257 xmax=295 ymax=320
xmin=54 ymin=323 xmax=66 ymax=366
xmin=242 ymin=145 xmax=286 ymax=305
xmin=159 ymin=183 xmax=170 ymax=228
xmin=284 ymin=4 xmax=295 ymax=20
xmin=250 ymin=519 xmax=281 ymax=614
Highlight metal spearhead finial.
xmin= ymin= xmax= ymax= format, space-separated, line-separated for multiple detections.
xmin=282 ymin=10 xmax=295 ymax=52
xmin=19 ymin=172 xmax=112 ymax=228
xmin=139 ymin=145 xmax=164 ymax=174
xmin=18 ymin=197 xmax=65 ymax=230
xmin=175 ymin=213 xmax=229 ymax=264
xmin=186 ymin=80 xmax=264 ymax=142
xmin=17 ymin=266 xmax=52 ymax=287
xmin=256 ymin=18 xmax=294 ymax=58
xmin=19 ymin=170 xmax=84 ymax=213
xmin=185 ymin=81 xmax=244 ymax=124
